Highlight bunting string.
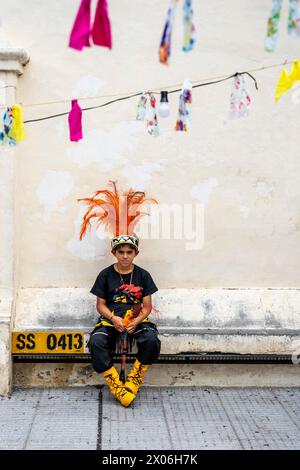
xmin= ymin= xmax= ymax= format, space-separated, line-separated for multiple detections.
xmin=0 ymin=59 xmax=292 ymax=112
xmin=0 ymin=59 xmax=295 ymax=126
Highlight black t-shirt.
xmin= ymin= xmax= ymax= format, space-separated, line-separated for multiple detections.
xmin=90 ymin=264 xmax=158 ymax=319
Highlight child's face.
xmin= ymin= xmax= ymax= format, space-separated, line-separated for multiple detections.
xmin=113 ymin=245 xmax=138 ymax=268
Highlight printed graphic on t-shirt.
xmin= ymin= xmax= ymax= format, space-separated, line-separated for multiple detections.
xmin=113 ymin=283 xmax=143 ymax=305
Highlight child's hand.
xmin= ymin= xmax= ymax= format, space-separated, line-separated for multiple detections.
xmin=112 ymin=316 xmax=125 ymax=333
xmin=126 ymin=318 xmax=140 ymax=334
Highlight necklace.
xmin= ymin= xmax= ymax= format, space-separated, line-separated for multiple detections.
xmin=115 ymin=264 xmax=134 ymax=285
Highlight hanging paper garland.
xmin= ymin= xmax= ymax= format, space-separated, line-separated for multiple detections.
xmin=0 ymin=104 xmax=26 ymax=145
xmin=159 ymin=0 xmax=195 ymax=64
xmin=69 ymin=0 xmax=91 ymax=50
xmin=182 ymin=0 xmax=196 ymax=52
xmin=9 ymin=104 xmax=26 ymax=142
xmin=68 ymin=99 xmax=83 ymax=141
xmin=229 ymin=74 xmax=251 ymax=119
xmin=265 ymin=0 xmax=300 ymax=52
xmin=175 ymin=79 xmax=192 ymax=131
xmin=159 ymin=0 xmax=178 ymax=65
xmin=136 ymin=93 xmax=148 ymax=121
xmin=275 ymin=59 xmax=300 ymax=102
xmin=92 ymin=0 xmax=112 ymax=48
xmin=136 ymin=93 xmax=159 ymax=136
xmin=288 ymin=0 xmax=300 ymax=36
xmin=0 ymin=107 xmax=15 ymax=145
xmin=69 ymin=0 xmax=112 ymax=51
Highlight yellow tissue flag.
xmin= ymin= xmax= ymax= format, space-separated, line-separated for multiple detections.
xmin=275 ymin=60 xmax=300 ymax=103
xmin=8 ymin=104 xmax=26 ymax=142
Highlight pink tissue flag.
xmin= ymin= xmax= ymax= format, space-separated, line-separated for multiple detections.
xmin=69 ymin=0 xmax=112 ymax=51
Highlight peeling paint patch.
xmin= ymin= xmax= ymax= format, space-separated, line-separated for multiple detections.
xmin=67 ymin=206 xmax=107 ymax=260
xmin=66 ymin=121 xmax=145 ymax=170
xmin=191 ymin=178 xmax=219 ymax=206
xmin=239 ymin=206 xmax=251 ymax=219
xmin=37 ymin=171 xmax=74 ymax=223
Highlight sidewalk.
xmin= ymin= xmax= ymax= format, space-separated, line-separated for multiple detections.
xmin=0 ymin=386 xmax=300 ymax=450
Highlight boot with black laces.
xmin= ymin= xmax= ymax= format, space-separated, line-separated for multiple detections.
xmin=103 ymin=366 xmax=136 ymax=407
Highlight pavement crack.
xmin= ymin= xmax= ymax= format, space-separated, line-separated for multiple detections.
xmin=160 ymin=388 xmax=176 ymax=449
xmin=214 ymin=390 xmax=245 ymax=449
xmin=22 ymin=389 xmax=43 ymax=450
xmin=96 ymin=388 xmax=102 ymax=450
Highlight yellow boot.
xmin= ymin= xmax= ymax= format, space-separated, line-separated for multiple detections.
xmin=103 ymin=366 xmax=136 ymax=407
xmin=124 ymin=359 xmax=149 ymax=396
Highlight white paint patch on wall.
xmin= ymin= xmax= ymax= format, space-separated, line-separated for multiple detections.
xmin=67 ymin=205 xmax=107 ymax=260
xmin=72 ymin=76 xmax=105 ymax=98
xmin=66 ymin=121 xmax=145 ymax=170
xmin=191 ymin=178 xmax=219 ymax=206
xmin=239 ymin=205 xmax=251 ymax=219
xmin=36 ymin=171 xmax=74 ymax=223
xmin=123 ymin=159 xmax=168 ymax=190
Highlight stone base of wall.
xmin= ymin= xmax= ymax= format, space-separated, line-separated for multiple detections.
xmin=13 ymin=363 xmax=300 ymax=388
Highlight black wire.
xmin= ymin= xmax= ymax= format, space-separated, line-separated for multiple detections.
xmin=23 ymin=71 xmax=258 ymax=124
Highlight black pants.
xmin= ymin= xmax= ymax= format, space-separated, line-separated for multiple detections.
xmin=89 ymin=322 xmax=161 ymax=374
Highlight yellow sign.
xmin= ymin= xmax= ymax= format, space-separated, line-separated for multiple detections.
xmin=12 ymin=331 xmax=87 ymax=354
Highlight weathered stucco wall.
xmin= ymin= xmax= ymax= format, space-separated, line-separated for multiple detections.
xmin=1 ymin=0 xmax=300 ymax=289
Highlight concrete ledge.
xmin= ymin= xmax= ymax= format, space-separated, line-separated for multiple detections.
xmin=13 ymin=287 xmax=300 ymax=354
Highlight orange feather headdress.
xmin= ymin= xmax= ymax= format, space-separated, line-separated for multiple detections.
xmin=77 ymin=180 xmax=158 ymax=251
